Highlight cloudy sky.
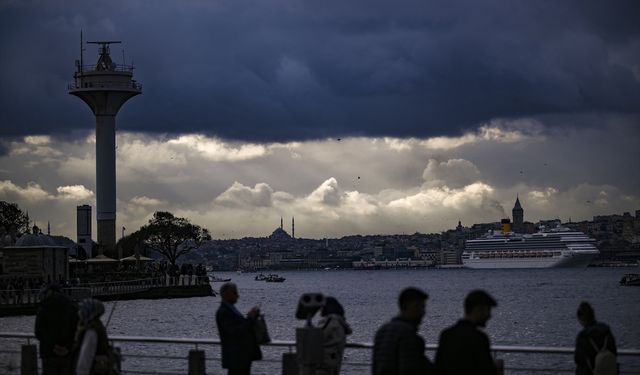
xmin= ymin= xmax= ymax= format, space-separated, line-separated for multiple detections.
xmin=1 ymin=1 xmax=639 ymax=239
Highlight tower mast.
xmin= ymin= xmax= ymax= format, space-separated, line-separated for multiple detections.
xmin=69 ymin=38 xmax=141 ymax=256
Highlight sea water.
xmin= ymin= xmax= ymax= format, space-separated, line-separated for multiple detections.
xmin=1 ymin=268 xmax=638 ymax=374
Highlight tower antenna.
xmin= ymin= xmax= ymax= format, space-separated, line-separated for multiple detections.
xmin=80 ymin=30 xmax=84 ymax=71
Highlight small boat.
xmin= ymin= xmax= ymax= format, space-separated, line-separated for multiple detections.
xmin=620 ymin=273 xmax=640 ymax=286
xmin=265 ymin=274 xmax=286 ymax=283
xmin=255 ymin=273 xmax=267 ymax=281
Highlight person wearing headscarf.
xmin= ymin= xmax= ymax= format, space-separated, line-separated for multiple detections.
xmin=73 ymin=299 xmax=110 ymax=375
xmin=316 ymin=297 xmax=352 ymax=375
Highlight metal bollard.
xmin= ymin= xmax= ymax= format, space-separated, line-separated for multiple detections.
xmin=188 ymin=349 xmax=205 ymax=375
xmin=21 ymin=344 xmax=37 ymax=375
xmin=282 ymin=352 xmax=299 ymax=375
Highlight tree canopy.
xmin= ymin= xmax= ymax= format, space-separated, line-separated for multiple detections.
xmin=138 ymin=211 xmax=211 ymax=265
xmin=0 ymin=201 xmax=30 ymax=235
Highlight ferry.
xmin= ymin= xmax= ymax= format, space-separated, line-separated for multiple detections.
xmin=462 ymin=226 xmax=599 ymax=269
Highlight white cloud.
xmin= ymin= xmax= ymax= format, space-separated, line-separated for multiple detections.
xmin=307 ymin=178 xmax=341 ymax=206
xmin=420 ymin=119 xmax=544 ymax=150
xmin=422 ymin=159 xmax=482 ymax=188
xmin=215 ymin=182 xmax=274 ymax=207
xmin=130 ymin=196 xmax=166 ymax=206
xmin=168 ymin=135 xmax=268 ymax=161
xmin=0 ymin=180 xmax=52 ymax=202
xmin=56 ymin=185 xmax=94 ymax=200
xmin=24 ymin=136 xmax=51 ymax=145
xmin=1 ymin=117 xmax=638 ymax=239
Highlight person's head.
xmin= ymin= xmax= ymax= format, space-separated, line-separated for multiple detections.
xmin=464 ymin=290 xmax=497 ymax=327
xmin=78 ymin=298 xmax=105 ymax=326
xmin=322 ymin=296 xmax=345 ymax=317
xmin=576 ymin=301 xmax=595 ymax=327
xmin=398 ymin=287 xmax=429 ymax=324
xmin=220 ymin=282 xmax=239 ymax=304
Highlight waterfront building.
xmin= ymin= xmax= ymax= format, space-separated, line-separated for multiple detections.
xmin=0 ymin=233 xmax=69 ymax=282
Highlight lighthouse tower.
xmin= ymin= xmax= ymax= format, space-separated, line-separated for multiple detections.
xmin=68 ymin=37 xmax=141 ymax=255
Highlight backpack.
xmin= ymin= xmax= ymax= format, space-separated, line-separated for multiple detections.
xmin=92 ymin=345 xmax=121 ymax=375
xmin=588 ymin=335 xmax=617 ymax=375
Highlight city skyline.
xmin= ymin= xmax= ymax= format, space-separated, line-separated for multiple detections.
xmin=1 ymin=1 xmax=639 ymax=240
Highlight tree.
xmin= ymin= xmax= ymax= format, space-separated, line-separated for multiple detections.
xmin=116 ymin=230 xmax=149 ymax=258
xmin=139 ymin=211 xmax=211 ymax=266
xmin=0 ymin=201 xmax=30 ymax=235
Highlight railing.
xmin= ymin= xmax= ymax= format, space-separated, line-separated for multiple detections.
xmin=67 ymin=81 xmax=142 ymax=91
xmin=1 ymin=332 xmax=639 ymax=374
xmin=76 ymin=64 xmax=136 ymax=73
xmin=0 ymin=276 xmax=210 ymax=306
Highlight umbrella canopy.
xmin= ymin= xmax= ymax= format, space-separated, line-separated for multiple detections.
xmin=86 ymin=254 xmax=119 ymax=263
xmin=120 ymin=255 xmax=154 ymax=262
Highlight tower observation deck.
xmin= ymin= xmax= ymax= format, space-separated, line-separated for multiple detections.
xmin=68 ymin=39 xmax=141 ymax=256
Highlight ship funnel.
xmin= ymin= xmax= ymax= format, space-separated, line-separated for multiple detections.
xmin=501 ymin=218 xmax=512 ymax=233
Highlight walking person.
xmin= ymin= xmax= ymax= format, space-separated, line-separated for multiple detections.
xmin=316 ymin=297 xmax=352 ymax=375
xmin=216 ymin=282 xmax=262 ymax=375
xmin=372 ymin=287 xmax=433 ymax=375
xmin=574 ymin=301 xmax=618 ymax=375
xmin=73 ymin=298 xmax=114 ymax=375
xmin=435 ymin=289 xmax=503 ymax=375
xmin=35 ymin=284 xmax=78 ymax=375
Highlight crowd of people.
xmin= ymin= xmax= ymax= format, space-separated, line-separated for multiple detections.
xmin=0 ymin=276 xmax=62 ymax=304
xmin=217 ymin=282 xmax=619 ymax=375
xmin=32 ymin=281 xmax=619 ymax=375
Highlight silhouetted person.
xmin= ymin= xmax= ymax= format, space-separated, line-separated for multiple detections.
xmin=73 ymin=299 xmax=111 ymax=375
xmin=435 ymin=290 xmax=503 ymax=375
xmin=372 ymin=287 xmax=433 ymax=375
xmin=35 ymin=284 xmax=78 ymax=375
xmin=216 ymin=282 xmax=261 ymax=375
xmin=316 ymin=297 xmax=352 ymax=375
xmin=574 ymin=301 xmax=618 ymax=375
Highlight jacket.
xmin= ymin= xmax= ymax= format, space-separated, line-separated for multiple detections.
xmin=316 ymin=314 xmax=353 ymax=375
xmin=435 ymin=319 xmax=497 ymax=375
xmin=575 ymin=321 xmax=617 ymax=375
xmin=216 ymin=302 xmax=262 ymax=370
xmin=35 ymin=291 xmax=78 ymax=360
xmin=372 ymin=316 xmax=433 ymax=375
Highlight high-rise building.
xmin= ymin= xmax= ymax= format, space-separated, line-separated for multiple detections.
xmin=77 ymin=204 xmax=92 ymax=258
xmin=69 ymin=36 xmax=141 ymax=255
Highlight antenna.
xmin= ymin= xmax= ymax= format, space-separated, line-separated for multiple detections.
xmin=80 ymin=30 xmax=84 ymax=72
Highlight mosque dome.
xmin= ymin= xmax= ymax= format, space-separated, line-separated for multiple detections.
xmin=269 ymin=227 xmax=291 ymax=240
xmin=14 ymin=233 xmax=58 ymax=247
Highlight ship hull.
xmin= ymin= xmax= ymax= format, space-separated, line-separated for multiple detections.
xmin=462 ymin=251 xmax=597 ymax=269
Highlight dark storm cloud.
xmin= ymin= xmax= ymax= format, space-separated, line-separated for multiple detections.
xmin=1 ymin=0 xmax=639 ymax=141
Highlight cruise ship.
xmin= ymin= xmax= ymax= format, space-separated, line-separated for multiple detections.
xmin=462 ymin=225 xmax=600 ymax=269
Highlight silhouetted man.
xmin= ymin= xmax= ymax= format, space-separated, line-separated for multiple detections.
xmin=34 ymin=284 xmax=78 ymax=375
xmin=216 ymin=282 xmax=261 ymax=375
xmin=575 ymin=301 xmax=618 ymax=375
xmin=435 ymin=290 xmax=503 ymax=375
xmin=372 ymin=287 xmax=433 ymax=375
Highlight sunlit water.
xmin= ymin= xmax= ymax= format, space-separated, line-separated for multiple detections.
xmin=1 ymin=268 xmax=639 ymax=374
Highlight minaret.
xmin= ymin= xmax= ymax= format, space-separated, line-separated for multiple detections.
xmin=292 ymin=217 xmax=295 ymax=239
xmin=512 ymin=195 xmax=524 ymax=232
xmin=69 ymin=36 xmax=141 ymax=255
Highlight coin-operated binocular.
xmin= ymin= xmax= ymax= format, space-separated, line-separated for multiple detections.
xmin=284 ymin=293 xmax=326 ymax=375
xmin=295 ymin=293 xmax=326 ymax=324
